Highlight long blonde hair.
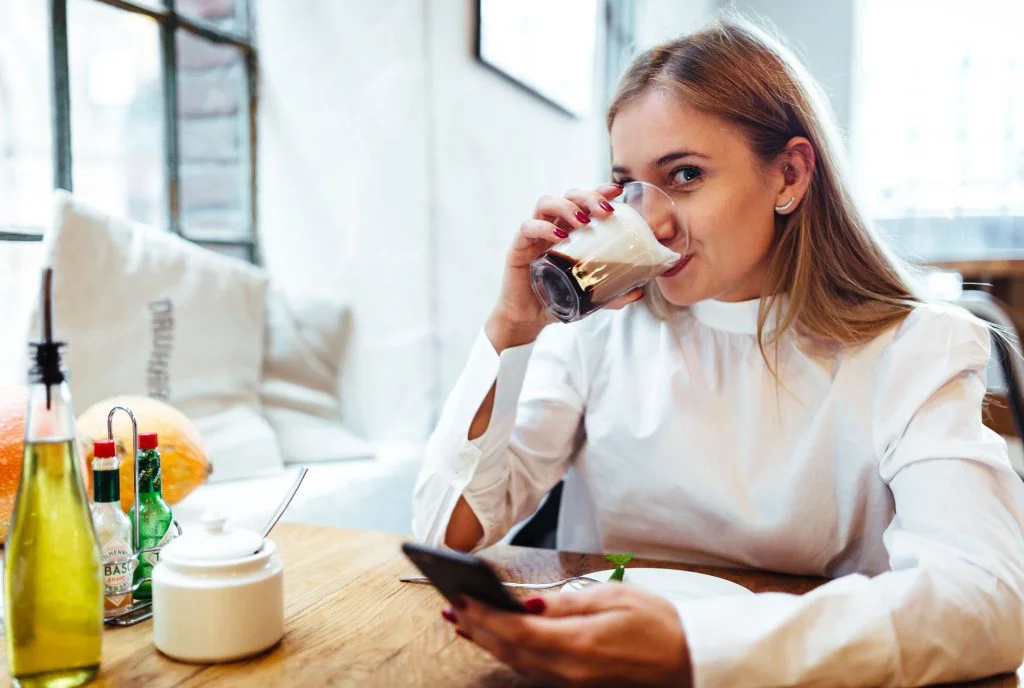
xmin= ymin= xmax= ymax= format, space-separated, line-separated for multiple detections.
xmin=607 ymin=16 xmax=920 ymax=358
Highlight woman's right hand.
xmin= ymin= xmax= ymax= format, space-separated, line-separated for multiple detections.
xmin=486 ymin=183 xmax=641 ymax=352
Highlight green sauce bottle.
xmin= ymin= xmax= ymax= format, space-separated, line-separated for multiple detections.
xmin=130 ymin=432 xmax=174 ymax=600
xmin=4 ymin=268 xmax=103 ymax=687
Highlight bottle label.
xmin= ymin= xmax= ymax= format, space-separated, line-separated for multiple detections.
xmin=102 ymin=536 xmax=137 ymax=607
xmin=137 ymin=451 xmax=163 ymax=493
xmin=142 ymin=526 xmax=177 ymax=568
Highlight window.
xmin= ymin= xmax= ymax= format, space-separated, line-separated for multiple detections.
xmin=853 ymin=0 xmax=1024 ymax=259
xmin=0 ymin=0 xmax=256 ymax=380
xmin=0 ymin=0 xmax=257 ymax=258
xmin=603 ymin=0 xmax=637 ymax=105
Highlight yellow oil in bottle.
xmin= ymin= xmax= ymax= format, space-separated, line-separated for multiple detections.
xmin=5 ymin=439 xmax=103 ymax=687
xmin=5 ymin=269 xmax=103 ymax=687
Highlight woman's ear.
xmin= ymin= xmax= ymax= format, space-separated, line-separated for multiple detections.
xmin=773 ymin=137 xmax=815 ymax=215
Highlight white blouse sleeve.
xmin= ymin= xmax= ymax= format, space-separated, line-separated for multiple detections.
xmin=675 ymin=306 xmax=1024 ymax=687
xmin=412 ymin=323 xmax=587 ymax=549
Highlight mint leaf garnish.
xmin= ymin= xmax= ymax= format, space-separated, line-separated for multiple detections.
xmin=605 ymin=553 xmax=634 ymax=566
xmin=605 ymin=552 xmax=634 ymax=582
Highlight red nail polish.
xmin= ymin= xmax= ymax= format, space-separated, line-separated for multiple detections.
xmin=452 ymin=596 xmax=467 ymax=610
xmin=554 ymin=228 xmax=569 ymax=239
xmin=442 ymin=608 xmax=457 ymax=623
xmin=575 ymin=211 xmax=590 ymax=224
xmin=599 ymin=200 xmax=614 ymax=212
xmin=456 ymin=629 xmax=472 ymax=640
xmin=524 ymin=597 xmax=546 ymax=614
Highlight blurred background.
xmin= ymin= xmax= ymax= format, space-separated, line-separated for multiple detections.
xmin=1 ymin=0 xmax=1021 ymax=448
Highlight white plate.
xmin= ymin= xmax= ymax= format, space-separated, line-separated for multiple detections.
xmin=562 ymin=568 xmax=753 ymax=604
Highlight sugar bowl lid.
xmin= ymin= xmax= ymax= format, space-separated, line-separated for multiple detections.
xmin=161 ymin=511 xmax=263 ymax=562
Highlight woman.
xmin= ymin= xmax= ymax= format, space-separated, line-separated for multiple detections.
xmin=412 ymin=16 xmax=1024 ymax=687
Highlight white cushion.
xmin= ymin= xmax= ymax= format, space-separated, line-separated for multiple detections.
xmin=261 ymin=287 xmax=374 ymax=463
xmin=174 ymin=443 xmax=423 ymax=534
xmin=28 ymin=191 xmax=283 ymax=481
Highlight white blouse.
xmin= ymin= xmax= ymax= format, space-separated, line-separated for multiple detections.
xmin=412 ymin=298 xmax=1024 ymax=686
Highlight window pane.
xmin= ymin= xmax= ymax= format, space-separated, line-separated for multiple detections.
xmin=177 ymin=0 xmax=248 ymax=36
xmin=178 ymin=29 xmax=250 ymax=240
xmin=0 ymin=241 xmax=44 ymax=384
xmin=68 ymin=0 xmax=166 ymax=229
xmin=854 ymin=0 xmax=1024 ymax=220
xmin=0 ymin=1 xmax=53 ymax=232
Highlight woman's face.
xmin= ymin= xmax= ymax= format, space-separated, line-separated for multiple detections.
xmin=610 ymin=91 xmax=780 ymax=305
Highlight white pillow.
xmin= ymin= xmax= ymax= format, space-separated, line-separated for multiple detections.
xmin=261 ymin=287 xmax=375 ymax=463
xmin=27 ymin=191 xmax=284 ymax=481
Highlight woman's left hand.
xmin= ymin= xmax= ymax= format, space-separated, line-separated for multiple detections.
xmin=447 ymin=582 xmax=692 ymax=687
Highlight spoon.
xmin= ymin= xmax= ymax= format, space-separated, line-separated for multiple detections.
xmin=399 ymin=574 xmax=602 ymax=591
xmin=254 ymin=466 xmax=308 ymax=554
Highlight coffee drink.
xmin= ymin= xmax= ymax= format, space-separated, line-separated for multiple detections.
xmin=530 ymin=200 xmax=682 ymax=323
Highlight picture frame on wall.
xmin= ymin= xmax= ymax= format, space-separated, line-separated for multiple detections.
xmin=475 ymin=0 xmax=598 ymax=117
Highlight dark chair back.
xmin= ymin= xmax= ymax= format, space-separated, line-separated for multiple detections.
xmin=957 ymin=290 xmax=1024 ymax=477
xmin=509 ymin=481 xmax=563 ymax=549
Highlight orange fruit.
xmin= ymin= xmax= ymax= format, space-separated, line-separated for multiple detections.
xmin=77 ymin=396 xmax=211 ymax=512
xmin=0 ymin=385 xmax=28 ymax=542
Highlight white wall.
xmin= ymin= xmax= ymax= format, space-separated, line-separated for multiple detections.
xmin=255 ymin=0 xmax=747 ymax=444
xmin=724 ymin=0 xmax=856 ymax=138
xmin=427 ymin=0 xmax=610 ymax=399
xmin=257 ymin=1 xmax=434 ymax=442
xmin=636 ymin=0 xmax=857 ymax=138
xmin=257 ymin=0 xmax=614 ymax=442
xmin=635 ymin=0 xmax=717 ymax=48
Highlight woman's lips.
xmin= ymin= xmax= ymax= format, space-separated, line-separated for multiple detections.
xmin=659 ymin=254 xmax=693 ymax=279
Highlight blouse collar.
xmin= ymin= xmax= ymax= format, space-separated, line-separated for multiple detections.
xmin=690 ymin=298 xmax=780 ymax=334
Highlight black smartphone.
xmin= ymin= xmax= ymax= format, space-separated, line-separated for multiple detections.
xmin=401 ymin=542 xmax=526 ymax=613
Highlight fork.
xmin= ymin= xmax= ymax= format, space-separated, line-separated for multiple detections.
xmin=399 ymin=574 xmax=602 ymax=591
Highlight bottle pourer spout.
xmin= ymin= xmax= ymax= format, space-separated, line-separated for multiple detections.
xmin=30 ymin=268 xmax=66 ymax=410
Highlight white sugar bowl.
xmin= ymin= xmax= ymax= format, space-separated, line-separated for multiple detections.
xmin=152 ymin=511 xmax=284 ymax=663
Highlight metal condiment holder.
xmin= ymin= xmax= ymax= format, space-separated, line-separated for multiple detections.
xmin=101 ymin=406 xmax=182 ymax=626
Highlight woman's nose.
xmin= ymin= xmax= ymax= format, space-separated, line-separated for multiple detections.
xmin=647 ymin=206 xmax=682 ymax=244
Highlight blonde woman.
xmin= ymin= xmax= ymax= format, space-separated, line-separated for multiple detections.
xmin=412 ymin=17 xmax=1024 ymax=687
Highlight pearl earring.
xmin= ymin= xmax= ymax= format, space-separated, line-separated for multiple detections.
xmin=774 ymin=196 xmax=795 ymax=213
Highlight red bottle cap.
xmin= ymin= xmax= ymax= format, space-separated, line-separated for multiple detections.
xmin=138 ymin=433 xmax=159 ymax=450
xmin=94 ymin=439 xmax=116 ymax=458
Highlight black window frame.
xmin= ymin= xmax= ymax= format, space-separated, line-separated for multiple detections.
xmin=0 ymin=0 xmax=260 ymax=263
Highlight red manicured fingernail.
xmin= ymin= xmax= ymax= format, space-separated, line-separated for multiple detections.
xmin=452 ymin=596 xmax=467 ymax=610
xmin=442 ymin=608 xmax=457 ymax=623
xmin=524 ymin=597 xmax=546 ymax=614
xmin=599 ymin=200 xmax=614 ymax=212
xmin=456 ymin=629 xmax=471 ymax=640
xmin=554 ymin=228 xmax=569 ymax=239
xmin=575 ymin=211 xmax=590 ymax=224
xmin=611 ymin=182 xmax=624 ymax=189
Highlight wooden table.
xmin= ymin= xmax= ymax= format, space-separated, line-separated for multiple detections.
xmin=2 ymin=523 xmax=1017 ymax=686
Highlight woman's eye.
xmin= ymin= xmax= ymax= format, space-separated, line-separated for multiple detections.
xmin=670 ymin=166 xmax=702 ymax=187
